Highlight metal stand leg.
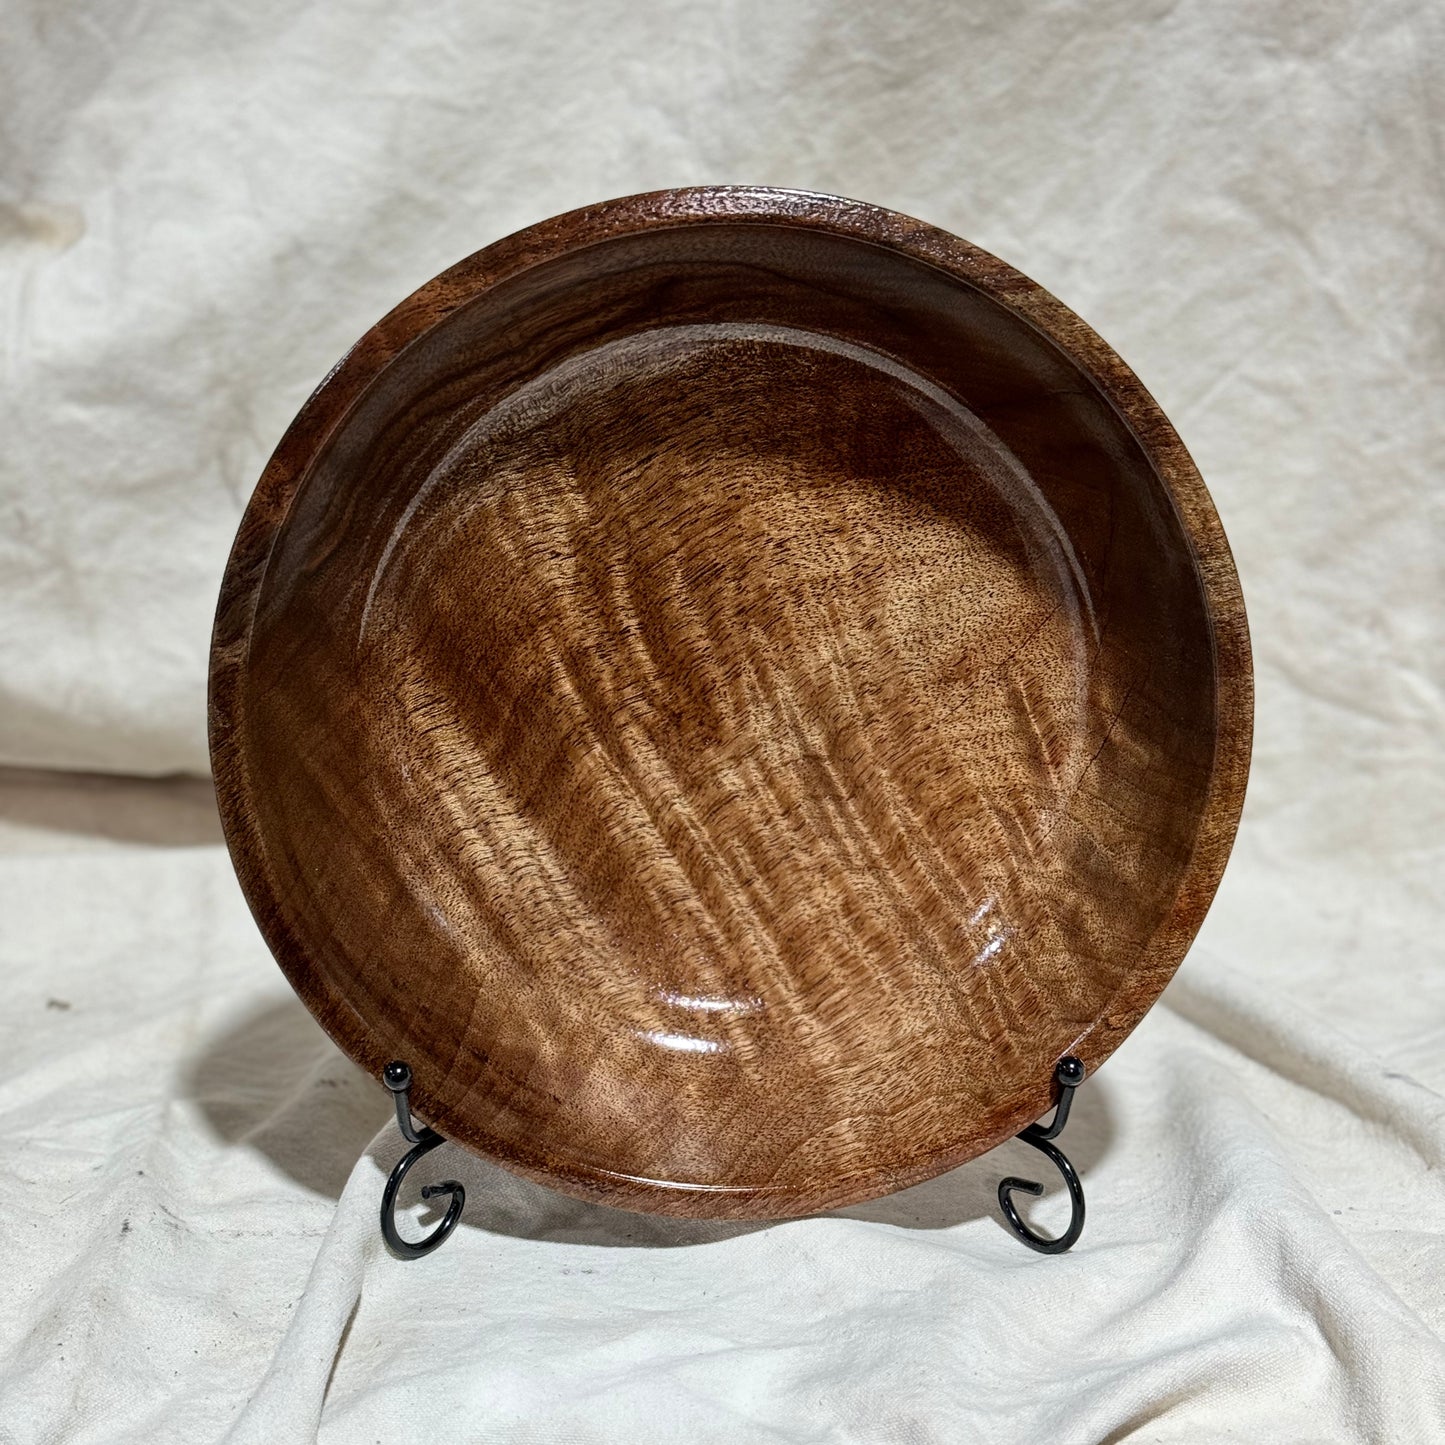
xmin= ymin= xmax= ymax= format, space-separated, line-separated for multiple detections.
xmin=380 ymin=1061 xmax=465 ymax=1260
xmin=996 ymin=1056 xmax=1086 ymax=1255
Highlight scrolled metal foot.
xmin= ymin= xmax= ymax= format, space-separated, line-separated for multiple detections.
xmin=997 ymin=1056 xmax=1086 ymax=1255
xmin=380 ymin=1061 xmax=465 ymax=1260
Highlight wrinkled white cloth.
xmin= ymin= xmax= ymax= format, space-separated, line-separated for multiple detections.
xmin=1 ymin=0 xmax=1443 ymax=1440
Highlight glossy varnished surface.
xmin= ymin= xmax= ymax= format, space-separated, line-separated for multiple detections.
xmin=210 ymin=188 xmax=1251 ymax=1217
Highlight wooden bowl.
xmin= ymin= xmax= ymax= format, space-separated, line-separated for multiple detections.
xmin=210 ymin=187 xmax=1251 ymax=1219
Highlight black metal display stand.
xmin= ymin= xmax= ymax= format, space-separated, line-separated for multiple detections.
xmin=380 ymin=1055 xmax=1087 ymax=1260
xmin=380 ymin=1061 xmax=466 ymax=1260
xmin=995 ymin=1056 xmax=1086 ymax=1254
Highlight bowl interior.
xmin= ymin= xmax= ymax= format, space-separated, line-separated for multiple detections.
xmin=217 ymin=204 xmax=1245 ymax=1217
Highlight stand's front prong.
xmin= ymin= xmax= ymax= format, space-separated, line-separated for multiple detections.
xmin=997 ymin=1056 xmax=1086 ymax=1255
xmin=381 ymin=1061 xmax=465 ymax=1260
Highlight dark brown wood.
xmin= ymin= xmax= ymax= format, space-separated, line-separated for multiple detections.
xmin=209 ymin=187 xmax=1252 ymax=1219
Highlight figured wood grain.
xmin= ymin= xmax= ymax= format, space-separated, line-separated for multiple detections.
xmin=209 ymin=187 xmax=1252 ymax=1218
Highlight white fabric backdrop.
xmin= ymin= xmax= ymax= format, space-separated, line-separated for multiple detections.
xmin=2 ymin=0 xmax=1442 ymax=1440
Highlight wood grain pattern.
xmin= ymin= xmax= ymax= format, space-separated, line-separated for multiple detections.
xmin=209 ymin=187 xmax=1252 ymax=1218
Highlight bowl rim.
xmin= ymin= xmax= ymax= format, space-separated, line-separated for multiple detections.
xmin=209 ymin=185 xmax=1253 ymax=1218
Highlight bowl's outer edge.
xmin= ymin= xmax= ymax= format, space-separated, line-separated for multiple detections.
xmin=208 ymin=185 xmax=1253 ymax=1219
